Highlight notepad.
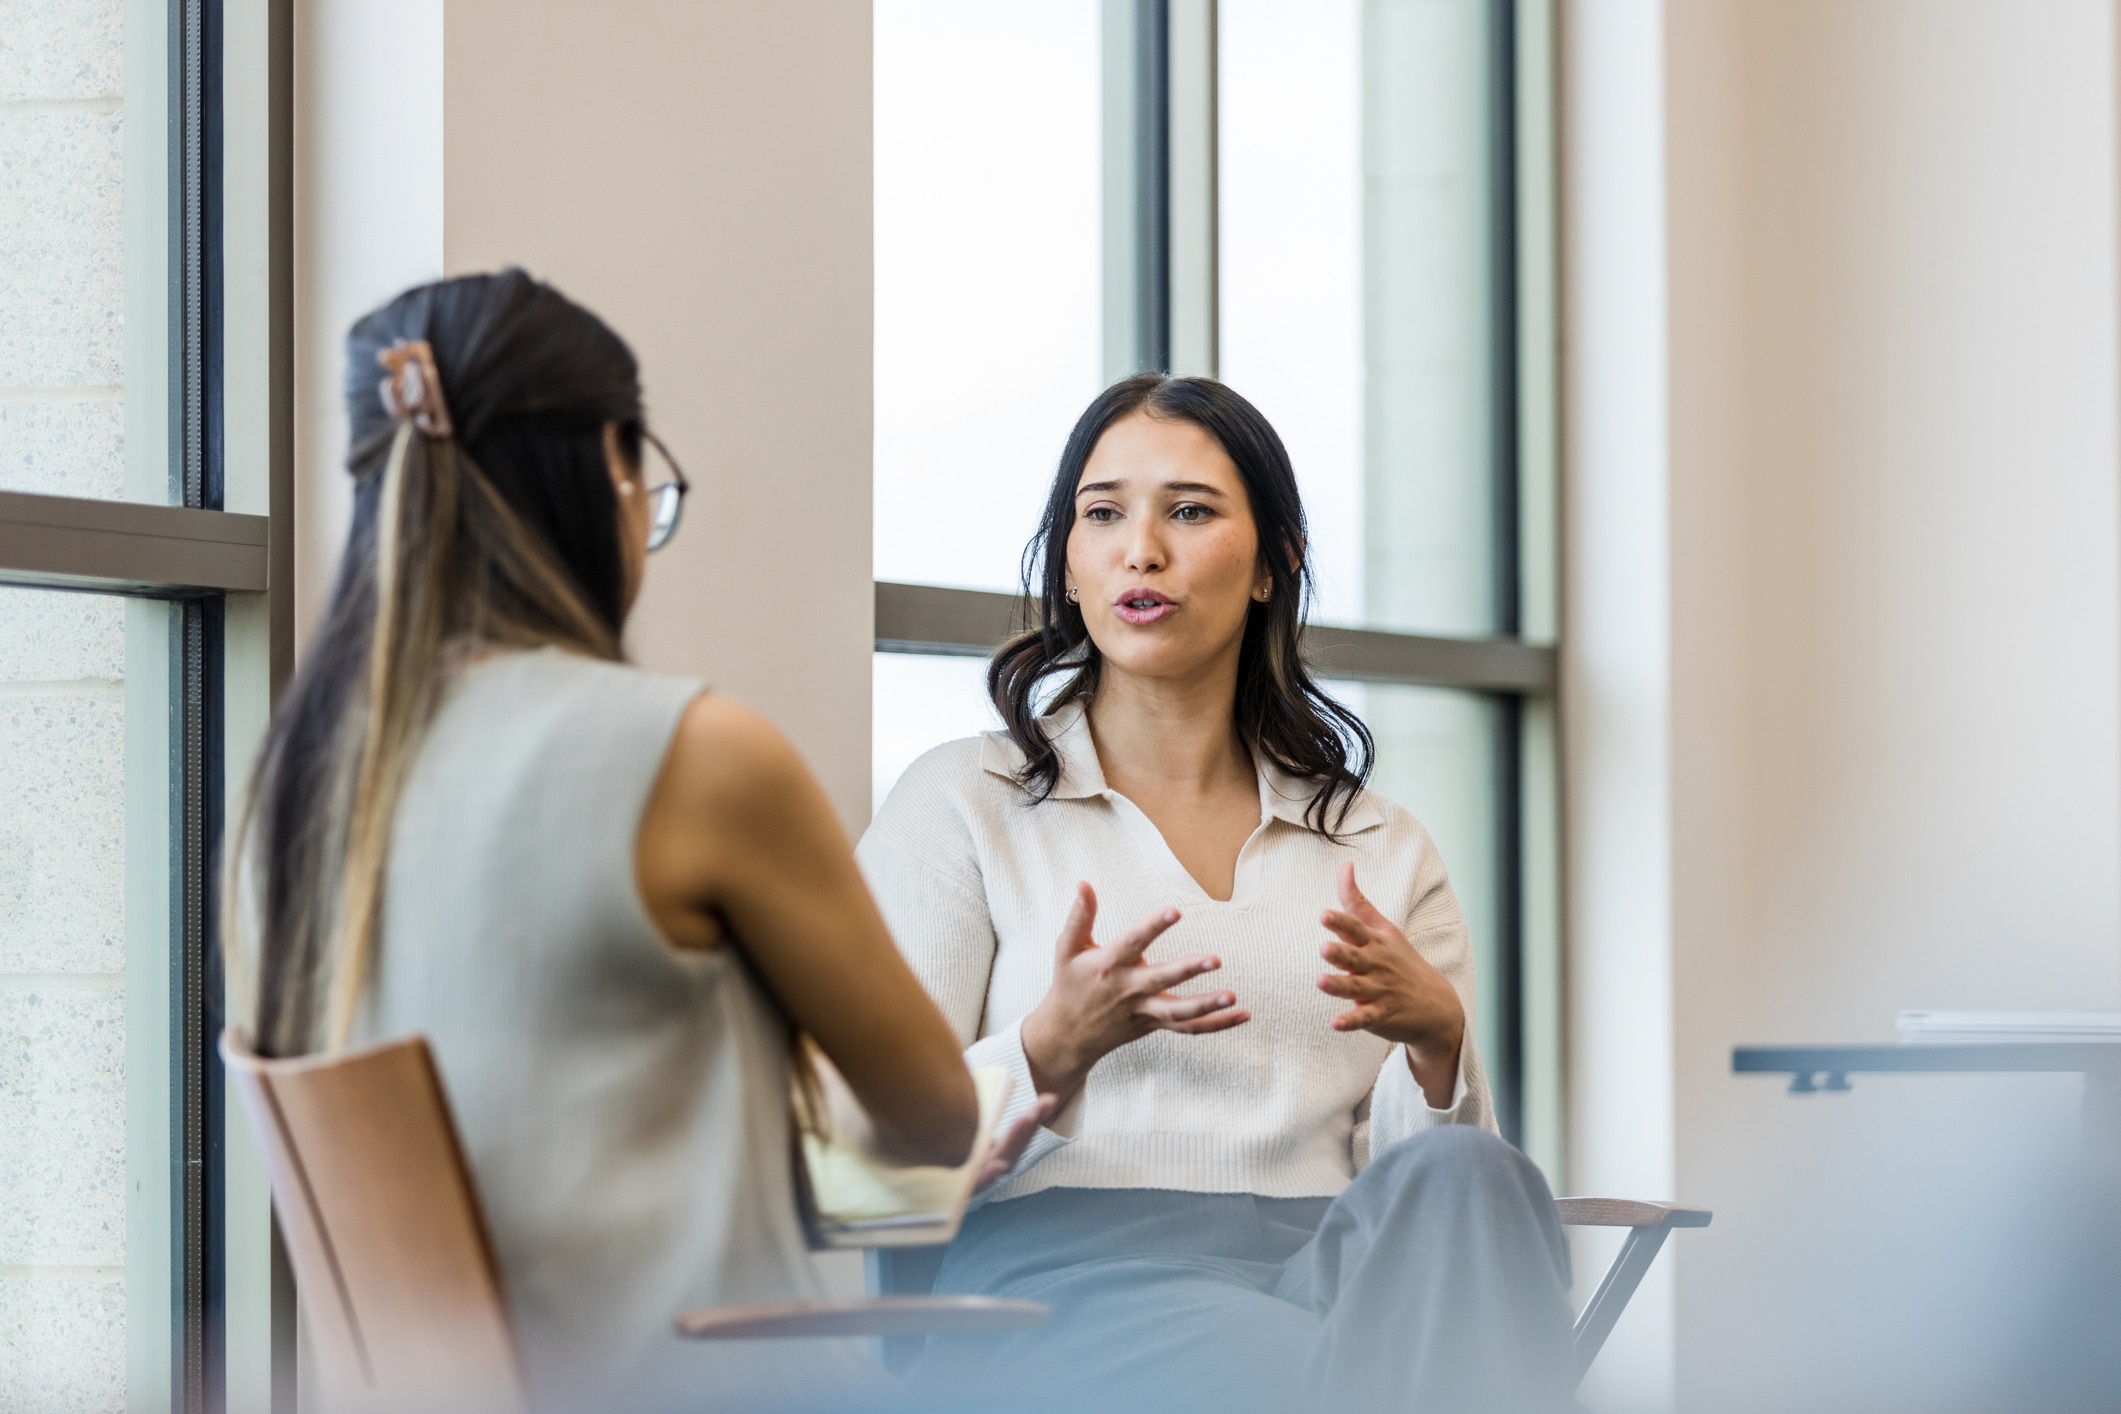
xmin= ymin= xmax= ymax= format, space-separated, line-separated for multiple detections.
xmin=791 ymin=1047 xmax=1013 ymax=1250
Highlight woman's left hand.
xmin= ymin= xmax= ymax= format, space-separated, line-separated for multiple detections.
xmin=1317 ymin=862 xmax=1465 ymax=1109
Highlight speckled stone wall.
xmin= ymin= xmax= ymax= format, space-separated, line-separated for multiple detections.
xmin=0 ymin=1 xmax=131 ymax=1410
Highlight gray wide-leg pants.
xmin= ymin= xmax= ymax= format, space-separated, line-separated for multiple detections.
xmin=907 ymin=1127 xmax=1576 ymax=1414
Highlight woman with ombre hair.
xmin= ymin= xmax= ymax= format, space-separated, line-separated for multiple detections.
xmin=224 ymin=270 xmax=1007 ymax=1412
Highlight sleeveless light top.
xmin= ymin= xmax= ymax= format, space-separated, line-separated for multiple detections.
xmin=363 ymin=648 xmax=860 ymax=1410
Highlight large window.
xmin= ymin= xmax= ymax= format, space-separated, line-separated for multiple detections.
xmin=873 ymin=0 xmax=1103 ymax=599
xmin=0 ymin=2 xmax=288 ymax=1410
xmin=873 ymin=0 xmax=1559 ymax=1170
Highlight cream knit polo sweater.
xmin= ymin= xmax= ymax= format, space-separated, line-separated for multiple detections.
xmin=856 ymin=703 xmax=1494 ymax=1204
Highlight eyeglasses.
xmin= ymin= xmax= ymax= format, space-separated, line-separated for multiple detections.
xmin=639 ymin=428 xmax=690 ymax=553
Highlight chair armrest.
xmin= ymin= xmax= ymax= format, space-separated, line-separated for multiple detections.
xmin=1555 ymin=1197 xmax=1712 ymax=1230
xmin=675 ymin=1295 xmax=1048 ymax=1340
xmin=1557 ymin=1198 xmax=1712 ymax=1385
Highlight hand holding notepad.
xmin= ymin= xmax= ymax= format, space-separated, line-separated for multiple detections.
xmin=792 ymin=1047 xmax=1019 ymax=1250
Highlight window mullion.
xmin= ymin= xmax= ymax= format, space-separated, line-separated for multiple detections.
xmin=168 ymin=0 xmax=223 ymax=1409
xmin=1168 ymin=0 xmax=1217 ymax=377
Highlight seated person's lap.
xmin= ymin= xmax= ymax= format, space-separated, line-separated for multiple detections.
xmin=917 ymin=1189 xmax=1331 ymax=1414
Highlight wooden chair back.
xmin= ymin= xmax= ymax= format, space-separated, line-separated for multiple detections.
xmin=220 ymin=1029 xmax=527 ymax=1414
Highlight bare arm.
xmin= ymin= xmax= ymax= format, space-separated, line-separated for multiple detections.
xmin=635 ymin=693 xmax=978 ymax=1167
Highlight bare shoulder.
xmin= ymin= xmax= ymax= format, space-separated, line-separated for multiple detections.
xmin=657 ymin=691 xmax=816 ymax=824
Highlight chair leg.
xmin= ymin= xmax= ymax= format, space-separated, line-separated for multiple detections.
xmin=1571 ymin=1225 xmax=1671 ymax=1384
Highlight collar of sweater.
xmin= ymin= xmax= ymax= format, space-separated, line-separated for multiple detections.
xmin=976 ymin=700 xmax=1386 ymax=835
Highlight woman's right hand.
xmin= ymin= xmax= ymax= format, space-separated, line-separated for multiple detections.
xmin=1019 ymin=882 xmax=1250 ymax=1107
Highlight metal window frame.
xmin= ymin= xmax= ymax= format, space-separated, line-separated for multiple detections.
xmin=171 ymin=6 xmax=227 ymax=1409
xmin=0 ymin=492 xmax=267 ymax=595
xmin=877 ymin=581 xmax=1555 ymax=695
xmin=1513 ymin=0 xmax=1566 ymax=1200
xmin=876 ymin=0 xmax=1562 ymax=1162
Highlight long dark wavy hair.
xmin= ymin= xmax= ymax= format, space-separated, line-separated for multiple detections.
xmin=987 ymin=374 xmax=1374 ymax=834
xmin=229 ymin=270 xmax=646 ymax=1056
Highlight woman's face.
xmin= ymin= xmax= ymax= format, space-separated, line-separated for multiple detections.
xmin=604 ymin=421 xmax=650 ymax=613
xmin=1064 ymin=410 xmax=1273 ymax=686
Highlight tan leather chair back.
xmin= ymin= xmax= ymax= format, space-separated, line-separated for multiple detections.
xmin=220 ymin=1029 xmax=527 ymax=1414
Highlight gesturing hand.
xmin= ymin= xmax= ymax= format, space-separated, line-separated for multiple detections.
xmin=1020 ymin=882 xmax=1250 ymax=1107
xmin=1317 ymin=862 xmax=1466 ymax=1109
xmin=973 ymin=1093 xmax=1058 ymax=1195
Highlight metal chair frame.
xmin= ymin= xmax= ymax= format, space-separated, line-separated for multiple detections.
xmin=1552 ymin=1198 xmax=1714 ymax=1380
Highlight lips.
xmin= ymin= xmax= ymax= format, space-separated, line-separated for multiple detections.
xmin=1112 ymin=589 xmax=1177 ymax=626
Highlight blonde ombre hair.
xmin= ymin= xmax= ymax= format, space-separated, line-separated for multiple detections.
xmin=227 ymin=272 xmax=645 ymax=1055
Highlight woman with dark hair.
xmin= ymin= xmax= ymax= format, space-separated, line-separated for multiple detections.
xmin=224 ymin=270 xmax=998 ymax=1411
xmin=860 ymin=375 xmax=1576 ymax=1413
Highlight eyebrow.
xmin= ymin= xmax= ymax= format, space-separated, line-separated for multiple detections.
xmin=1075 ymin=479 xmax=1230 ymax=498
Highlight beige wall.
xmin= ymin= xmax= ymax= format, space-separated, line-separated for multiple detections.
xmin=296 ymin=0 xmax=874 ymax=827
xmin=1565 ymin=1 xmax=2121 ymax=1409
xmin=445 ymin=0 xmax=875 ymax=827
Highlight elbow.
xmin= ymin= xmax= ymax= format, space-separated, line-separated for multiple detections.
xmin=884 ymin=1068 xmax=980 ymax=1168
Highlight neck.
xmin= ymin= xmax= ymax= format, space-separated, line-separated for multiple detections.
xmin=1085 ymin=645 xmax=1251 ymax=797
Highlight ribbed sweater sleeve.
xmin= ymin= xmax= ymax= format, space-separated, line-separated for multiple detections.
xmin=1363 ymin=826 xmax=1492 ymax=1159
xmin=856 ymin=822 xmax=994 ymax=1042
xmin=855 ymin=758 xmax=1071 ymax=1192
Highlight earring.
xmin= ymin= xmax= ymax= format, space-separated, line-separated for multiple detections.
xmin=1256 ymin=586 xmax=1272 ymax=603
xmin=1065 ymin=586 xmax=1080 ymax=604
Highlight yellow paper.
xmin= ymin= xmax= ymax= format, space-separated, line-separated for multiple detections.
xmin=795 ymin=1063 xmax=1011 ymax=1245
